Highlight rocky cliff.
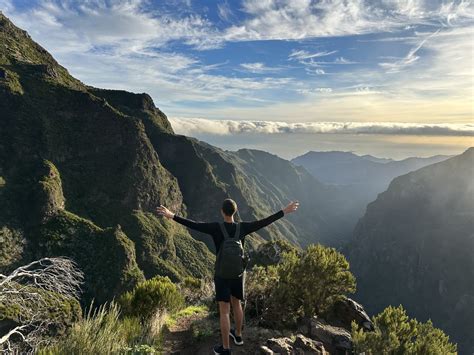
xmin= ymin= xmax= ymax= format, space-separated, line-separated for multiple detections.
xmin=347 ymin=147 xmax=474 ymax=354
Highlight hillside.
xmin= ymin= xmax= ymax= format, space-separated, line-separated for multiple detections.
xmin=347 ymin=147 xmax=474 ymax=354
xmin=0 ymin=12 xmax=359 ymax=305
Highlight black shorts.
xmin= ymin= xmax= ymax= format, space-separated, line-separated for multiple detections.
xmin=214 ymin=272 xmax=245 ymax=302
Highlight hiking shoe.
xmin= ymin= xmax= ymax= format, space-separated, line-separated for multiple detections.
xmin=229 ymin=329 xmax=244 ymax=346
xmin=213 ymin=344 xmax=231 ymax=354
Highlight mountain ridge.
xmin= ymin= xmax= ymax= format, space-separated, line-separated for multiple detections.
xmin=347 ymin=147 xmax=474 ymax=354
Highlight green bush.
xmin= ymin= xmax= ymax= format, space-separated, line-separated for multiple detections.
xmin=245 ymin=265 xmax=278 ymax=318
xmin=119 ymin=276 xmax=184 ymax=320
xmin=246 ymin=243 xmax=356 ymax=327
xmin=178 ymin=276 xmax=214 ymax=305
xmin=352 ymin=305 xmax=457 ymax=354
xmin=249 ymin=239 xmax=299 ymax=267
xmin=182 ymin=276 xmax=201 ymax=290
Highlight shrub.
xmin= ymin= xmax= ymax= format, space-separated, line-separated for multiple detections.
xmin=179 ymin=276 xmax=214 ymax=305
xmin=119 ymin=276 xmax=184 ymax=320
xmin=249 ymin=239 xmax=299 ymax=267
xmin=245 ymin=265 xmax=278 ymax=318
xmin=352 ymin=305 xmax=457 ymax=354
xmin=246 ymin=243 xmax=356 ymax=327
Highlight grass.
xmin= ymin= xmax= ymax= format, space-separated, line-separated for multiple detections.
xmin=39 ymin=302 xmax=130 ymax=354
xmin=165 ymin=305 xmax=209 ymax=329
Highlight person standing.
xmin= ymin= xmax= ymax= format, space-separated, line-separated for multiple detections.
xmin=156 ymin=198 xmax=299 ymax=354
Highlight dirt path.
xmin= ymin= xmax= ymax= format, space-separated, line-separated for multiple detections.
xmin=161 ymin=313 xmax=273 ymax=354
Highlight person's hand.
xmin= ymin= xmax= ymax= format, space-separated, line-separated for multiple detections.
xmin=283 ymin=201 xmax=299 ymax=214
xmin=156 ymin=205 xmax=175 ymax=219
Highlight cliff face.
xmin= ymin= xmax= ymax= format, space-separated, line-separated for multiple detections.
xmin=0 ymin=12 xmax=214 ymax=301
xmin=348 ymin=148 xmax=474 ymax=354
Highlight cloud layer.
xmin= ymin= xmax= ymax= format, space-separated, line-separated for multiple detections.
xmin=169 ymin=117 xmax=474 ymax=137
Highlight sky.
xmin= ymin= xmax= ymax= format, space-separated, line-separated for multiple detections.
xmin=1 ymin=0 xmax=473 ymax=159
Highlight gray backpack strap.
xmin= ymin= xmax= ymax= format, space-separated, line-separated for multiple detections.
xmin=234 ymin=223 xmax=241 ymax=239
xmin=219 ymin=223 xmax=230 ymax=239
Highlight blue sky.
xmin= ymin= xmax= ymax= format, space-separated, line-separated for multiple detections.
xmin=1 ymin=0 xmax=473 ymax=158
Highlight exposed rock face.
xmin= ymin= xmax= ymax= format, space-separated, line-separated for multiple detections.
xmin=309 ymin=318 xmax=352 ymax=354
xmin=262 ymin=335 xmax=327 ymax=355
xmin=347 ymin=148 xmax=474 ymax=354
xmin=326 ymin=297 xmax=373 ymax=331
xmin=293 ymin=334 xmax=327 ymax=354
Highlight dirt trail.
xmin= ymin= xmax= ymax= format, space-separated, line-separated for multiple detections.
xmin=161 ymin=313 xmax=271 ymax=355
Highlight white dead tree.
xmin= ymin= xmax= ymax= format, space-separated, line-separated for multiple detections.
xmin=0 ymin=257 xmax=83 ymax=353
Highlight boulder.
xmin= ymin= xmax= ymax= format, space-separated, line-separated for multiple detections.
xmin=327 ymin=297 xmax=374 ymax=331
xmin=309 ymin=317 xmax=352 ymax=354
xmin=293 ymin=334 xmax=327 ymax=354
xmin=266 ymin=337 xmax=294 ymax=355
xmin=260 ymin=345 xmax=274 ymax=355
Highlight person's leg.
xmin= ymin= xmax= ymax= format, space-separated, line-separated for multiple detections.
xmin=218 ymin=301 xmax=231 ymax=349
xmin=230 ymin=296 xmax=243 ymax=336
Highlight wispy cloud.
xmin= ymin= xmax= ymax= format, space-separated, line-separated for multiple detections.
xmin=379 ymin=29 xmax=441 ymax=73
xmin=289 ymin=49 xmax=337 ymax=61
xmin=240 ymin=62 xmax=281 ymax=73
xmin=217 ymin=1 xmax=234 ymax=22
xmin=170 ymin=117 xmax=474 ymax=137
xmin=223 ymin=0 xmax=473 ymax=42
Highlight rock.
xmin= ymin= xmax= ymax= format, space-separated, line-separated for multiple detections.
xmin=266 ymin=337 xmax=294 ymax=355
xmin=309 ymin=317 xmax=352 ymax=354
xmin=327 ymin=297 xmax=374 ymax=331
xmin=293 ymin=334 xmax=327 ymax=354
xmin=260 ymin=345 xmax=274 ymax=355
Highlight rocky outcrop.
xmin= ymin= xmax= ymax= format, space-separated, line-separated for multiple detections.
xmin=261 ymin=334 xmax=327 ymax=355
xmin=325 ymin=297 xmax=373 ymax=331
xmin=309 ymin=318 xmax=352 ymax=354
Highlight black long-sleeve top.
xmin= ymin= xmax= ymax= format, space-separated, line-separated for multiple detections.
xmin=173 ymin=210 xmax=285 ymax=253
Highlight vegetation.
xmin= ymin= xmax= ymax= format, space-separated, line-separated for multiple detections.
xmin=119 ymin=276 xmax=185 ymax=320
xmin=249 ymin=239 xmax=299 ymax=267
xmin=165 ymin=305 xmax=208 ymax=329
xmin=39 ymin=302 xmax=132 ymax=354
xmin=246 ymin=242 xmax=356 ymax=327
xmin=352 ymin=305 xmax=457 ymax=354
xmin=178 ymin=276 xmax=214 ymax=305
xmin=0 ymin=258 xmax=83 ymax=353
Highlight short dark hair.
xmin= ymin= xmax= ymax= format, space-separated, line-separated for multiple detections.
xmin=222 ymin=198 xmax=237 ymax=216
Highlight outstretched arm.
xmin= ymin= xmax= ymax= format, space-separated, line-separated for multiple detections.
xmin=243 ymin=201 xmax=299 ymax=234
xmin=156 ymin=205 xmax=216 ymax=234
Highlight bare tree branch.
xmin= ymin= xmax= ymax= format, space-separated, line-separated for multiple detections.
xmin=0 ymin=257 xmax=84 ymax=353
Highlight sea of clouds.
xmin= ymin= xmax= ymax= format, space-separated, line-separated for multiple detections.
xmin=169 ymin=117 xmax=474 ymax=137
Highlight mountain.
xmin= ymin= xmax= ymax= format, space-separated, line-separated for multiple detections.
xmin=0 ymin=13 xmax=360 ymax=304
xmin=347 ymin=148 xmax=474 ymax=354
xmin=0 ymin=12 xmax=217 ymax=303
xmin=292 ymin=150 xmax=451 ymax=201
xmin=359 ymin=154 xmax=393 ymax=164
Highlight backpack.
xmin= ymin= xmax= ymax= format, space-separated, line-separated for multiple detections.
xmin=215 ymin=223 xmax=245 ymax=279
